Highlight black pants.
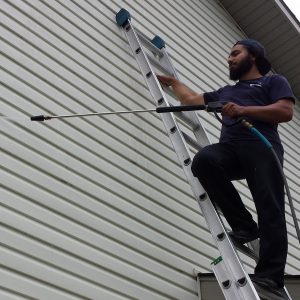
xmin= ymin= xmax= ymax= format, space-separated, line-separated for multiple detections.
xmin=191 ymin=140 xmax=287 ymax=287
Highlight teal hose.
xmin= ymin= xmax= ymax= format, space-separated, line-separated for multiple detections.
xmin=249 ymin=127 xmax=273 ymax=149
xmin=241 ymin=120 xmax=300 ymax=245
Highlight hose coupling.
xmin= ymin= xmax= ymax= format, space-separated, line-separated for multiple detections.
xmin=241 ymin=119 xmax=253 ymax=129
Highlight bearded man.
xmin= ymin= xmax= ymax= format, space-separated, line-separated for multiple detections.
xmin=157 ymin=39 xmax=295 ymax=300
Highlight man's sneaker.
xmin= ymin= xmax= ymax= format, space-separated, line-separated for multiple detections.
xmin=228 ymin=229 xmax=259 ymax=244
xmin=252 ymin=277 xmax=290 ymax=300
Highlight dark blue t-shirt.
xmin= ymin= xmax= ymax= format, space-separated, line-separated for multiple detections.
xmin=204 ymin=75 xmax=295 ymax=154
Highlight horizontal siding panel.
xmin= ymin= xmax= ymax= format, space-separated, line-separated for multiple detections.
xmin=190 ymin=0 xmax=244 ymax=39
xmin=0 ymin=181 xmax=212 ymax=275
xmin=3 ymin=148 xmax=217 ymax=259
xmin=0 ymin=214 xmax=197 ymax=300
xmin=1 ymin=203 xmax=199 ymax=299
xmin=0 ymin=244 xmax=131 ymax=300
xmin=0 ymin=268 xmax=86 ymax=300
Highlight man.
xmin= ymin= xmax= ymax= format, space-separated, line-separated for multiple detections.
xmin=157 ymin=39 xmax=295 ymax=299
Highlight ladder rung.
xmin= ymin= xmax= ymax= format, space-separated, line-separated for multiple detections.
xmin=135 ymin=29 xmax=164 ymax=56
xmin=182 ymin=132 xmax=201 ymax=150
xmin=174 ymin=110 xmax=201 ymax=130
xmin=212 ymin=257 xmax=260 ymax=299
xmin=232 ymin=240 xmax=259 ymax=261
xmin=147 ymin=54 xmax=173 ymax=76
xmin=163 ymin=103 xmax=203 ymax=130
xmin=136 ymin=30 xmax=176 ymax=76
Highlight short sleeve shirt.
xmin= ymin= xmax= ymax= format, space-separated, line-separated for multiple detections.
xmin=203 ymin=75 xmax=295 ymax=153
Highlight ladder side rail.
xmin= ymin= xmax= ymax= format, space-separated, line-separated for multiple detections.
xmin=122 ymin=20 xmax=198 ymax=169
xmin=212 ymin=257 xmax=260 ymax=300
xmin=284 ymin=287 xmax=293 ymax=300
xmin=119 ymin=17 xmax=260 ymax=300
xmin=212 ymin=258 xmax=244 ymax=300
xmin=181 ymin=131 xmax=201 ymax=151
xmin=192 ymin=185 xmax=259 ymax=299
xmin=122 ymin=21 xmax=166 ymax=103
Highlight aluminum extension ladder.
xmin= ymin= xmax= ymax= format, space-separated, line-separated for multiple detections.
xmin=115 ymin=8 xmax=270 ymax=300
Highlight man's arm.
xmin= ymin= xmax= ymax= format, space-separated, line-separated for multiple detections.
xmin=156 ymin=75 xmax=205 ymax=105
xmin=222 ymin=99 xmax=294 ymax=123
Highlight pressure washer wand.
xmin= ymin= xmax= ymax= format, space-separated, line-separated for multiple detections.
xmin=30 ymin=104 xmax=209 ymax=121
xmin=31 ymin=109 xmax=156 ymax=121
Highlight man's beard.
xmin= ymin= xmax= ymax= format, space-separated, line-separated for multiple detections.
xmin=229 ymin=55 xmax=253 ymax=80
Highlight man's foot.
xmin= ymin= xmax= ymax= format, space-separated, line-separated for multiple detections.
xmin=252 ymin=277 xmax=289 ymax=300
xmin=228 ymin=229 xmax=259 ymax=244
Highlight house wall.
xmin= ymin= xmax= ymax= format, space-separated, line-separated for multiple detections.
xmin=1 ymin=0 xmax=299 ymax=299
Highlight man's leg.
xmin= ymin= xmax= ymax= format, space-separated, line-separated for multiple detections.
xmin=239 ymin=141 xmax=287 ymax=288
xmin=191 ymin=142 xmax=258 ymax=232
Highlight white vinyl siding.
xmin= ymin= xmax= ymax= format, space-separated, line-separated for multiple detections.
xmin=1 ymin=0 xmax=299 ymax=299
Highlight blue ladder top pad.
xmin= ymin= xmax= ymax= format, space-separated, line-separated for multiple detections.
xmin=151 ymin=36 xmax=165 ymax=49
xmin=116 ymin=8 xmax=131 ymax=27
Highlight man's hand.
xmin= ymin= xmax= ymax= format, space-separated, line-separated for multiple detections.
xmin=222 ymin=99 xmax=294 ymax=123
xmin=156 ymin=75 xmax=178 ymax=87
xmin=222 ymin=102 xmax=245 ymax=118
xmin=156 ymin=74 xmax=205 ymax=105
